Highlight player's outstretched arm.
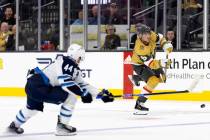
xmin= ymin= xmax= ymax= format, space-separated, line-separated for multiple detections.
xmin=74 ymin=76 xmax=114 ymax=103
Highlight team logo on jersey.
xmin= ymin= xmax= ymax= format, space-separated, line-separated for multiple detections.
xmin=36 ymin=58 xmax=52 ymax=64
xmin=0 ymin=58 xmax=3 ymax=70
xmin=139 ymin=45 xmax=144 ymax=50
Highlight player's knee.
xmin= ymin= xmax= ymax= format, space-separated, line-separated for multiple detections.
xmin=26 ymin=97 xmax=44 ymax=112
xmin=147 ymin=76 xmax=160 ymax=89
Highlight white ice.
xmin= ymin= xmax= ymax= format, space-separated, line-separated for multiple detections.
xmin=0 ymin=97 xmax=210 ymax=140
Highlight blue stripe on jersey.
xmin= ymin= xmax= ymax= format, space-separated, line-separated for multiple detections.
xmin=64 ymin=78 xmax=72 ymax=82
xmin=82 ymin=89 xmax=89 ymax=96
xmin=34 ymin=67 xmax=50 ymax=86
xmin=58 ymin=75 xmax=71 ymax=79
xmin=78 ymin=83 xmax=88 ymax=88
xmin=61 ymin=82 xmax=76 ymax=87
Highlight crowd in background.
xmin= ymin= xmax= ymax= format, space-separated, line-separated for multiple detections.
xmin=0 ymin=0 xmax=207 ymax=51
xmin=0 ymin=3 xmax=16 ymax=51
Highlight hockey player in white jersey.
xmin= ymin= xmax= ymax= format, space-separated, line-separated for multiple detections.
xmin=8 ymin=44 xmax=114 ymax=136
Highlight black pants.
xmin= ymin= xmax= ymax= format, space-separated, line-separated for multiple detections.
xmin=132 ymin=64 xmax=164 ymax=83
xmin=25 ymin=74 xmax=68 ymax=111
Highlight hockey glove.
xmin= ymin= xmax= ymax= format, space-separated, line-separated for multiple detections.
xmin=163 ymin=42 xmax=173 ymax=54
xmin=81 ymin=89 xmax=93 ymax=103
xmin=96 ymin=89 xmax=114 ymax=103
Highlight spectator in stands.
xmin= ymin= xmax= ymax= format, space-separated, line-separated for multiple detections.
xmin=183 ymin=0 xmax=202 ymax=10
xmin=166 ymin=28 xmax=176 ymax=48
xmin=0 ymin=22 xmax=11 ymax=51
xmin=0 ymin=8 xmax=3 ymax=21
xmin=41 ymin=41 xmax=55 ymax=51
xmin=88 ymin=5 xmax=105 ymax=25
xmin=130 ymin=23 xmax=142 ymax=49
xmin=182 ymin=0 xmax=203 ymax=46
xmin=44 ymin=23 xmax=59 ymax=51
xmin=2 ymin=7 xmax=15 ymax=27
xmin=0 ymin=0 xmax=13 ymax=6
xmin=6 ymin=24 xmax=15 ymax=50
xmin=104 ymin=2 xmax=122 ymax=25
xmin=102 ymin=24 xmax=121 ymax=50
xmin=72 ymin=10 xmax=83 ymax=25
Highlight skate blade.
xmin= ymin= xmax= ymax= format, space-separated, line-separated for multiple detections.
xmin=133 ymin=110 xmax=148 ymax=115
xmin=6 ymin=127 xmax=24 ymax=134
xmin=55 ymin=131 xmax=77 ymax=136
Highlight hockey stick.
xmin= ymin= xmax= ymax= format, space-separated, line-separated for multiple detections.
xmin=113 ymin=90 xmax=189 ymax=98
xmin=163 ymin=52 xmax=169 ymax=83
xmin=113 ymin=75 xmax=201 ymax=98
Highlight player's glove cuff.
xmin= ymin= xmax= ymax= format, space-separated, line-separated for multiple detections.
xmin=81 ymin=89 xmax=93 ymax=103
xmin=163 ymin=42 xmax=173 ymax=53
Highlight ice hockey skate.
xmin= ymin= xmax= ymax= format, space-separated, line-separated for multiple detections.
xmin=8 ymin=122 xmax=24 ymax=134
xmin=55 ymin=116 xmax=77 ymax=136
xmin=133 ymin=96 xmax=149 ymax=115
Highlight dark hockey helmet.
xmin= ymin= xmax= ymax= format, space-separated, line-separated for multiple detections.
xmin=136 ymin=24 xmax=151 ymax=35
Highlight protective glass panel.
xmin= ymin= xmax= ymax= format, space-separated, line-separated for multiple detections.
xmin=68 ymin=0 xmax=84 ymax=50
xmin=40 ymin=0 xmax=59 ymax=51
xmin=181 ymin=0 xmax=203 ymax=50
xmin=19 ymin=0 xmax=38 ymax=51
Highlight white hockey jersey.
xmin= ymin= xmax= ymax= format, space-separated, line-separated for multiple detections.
xmin=42 ymin=56 xmax=98 ymax=97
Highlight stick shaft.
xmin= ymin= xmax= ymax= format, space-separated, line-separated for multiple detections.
xmin=163 ymin=53 xmax=169 ymax=83
xmin=113 ymin=90 xmax=189 ymax=98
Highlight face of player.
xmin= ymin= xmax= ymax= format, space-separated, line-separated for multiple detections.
xmin=140 ymin=33 xmax=151 ymax=44
xmin=76 ymin=57 xmax=82 ymax=64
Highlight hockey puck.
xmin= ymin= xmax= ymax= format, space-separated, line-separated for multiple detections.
xmin=200 ymin=104 xmax=205 ymax=108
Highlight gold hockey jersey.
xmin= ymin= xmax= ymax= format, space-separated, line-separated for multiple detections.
xmin=131 ymin=31 xmax=167 ymax=65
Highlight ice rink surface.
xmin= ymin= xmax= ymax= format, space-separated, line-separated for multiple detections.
xmin=0 ymin=97 xmax=210 ymax=140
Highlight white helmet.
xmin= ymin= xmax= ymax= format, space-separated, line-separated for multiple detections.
xmin=67 ymin=44 xmax=85 ymax=62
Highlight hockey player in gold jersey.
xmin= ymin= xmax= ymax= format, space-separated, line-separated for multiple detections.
xmin=128 ymin=24 xmax=173 ymax=115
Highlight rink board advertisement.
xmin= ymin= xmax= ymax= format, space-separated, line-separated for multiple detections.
xmin=0 ymin=52 xmax=209 ymax=101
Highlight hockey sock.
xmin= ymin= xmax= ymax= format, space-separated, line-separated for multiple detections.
xmin=14 ymin=107 xmax=38 ymax=127
xmin=59 ymin=94 xmax=77 ymax=125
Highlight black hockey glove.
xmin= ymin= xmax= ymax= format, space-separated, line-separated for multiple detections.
xmin=96 ymin=89 xmax=114 ymax=103
xmin=81 ymin=89 xmax=93 ymax=103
